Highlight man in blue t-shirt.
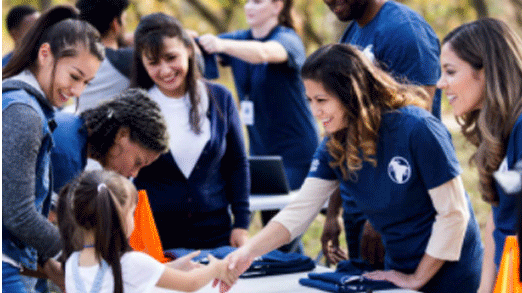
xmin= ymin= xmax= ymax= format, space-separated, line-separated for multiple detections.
xmin=321 ymin=0 xmax=442 ymax=269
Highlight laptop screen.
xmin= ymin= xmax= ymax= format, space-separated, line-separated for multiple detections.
xmin=249 ymin=156 xmax=290 ymax=195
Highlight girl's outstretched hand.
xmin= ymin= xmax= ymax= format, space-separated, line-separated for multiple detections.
xmin=167 ymin=250 xmax=202 ymax=271
xmin=43 ymin=259 xmax=65 ymax=292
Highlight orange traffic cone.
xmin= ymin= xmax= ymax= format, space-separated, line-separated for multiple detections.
xmin=494 ymin=235 xmax=522 ymax=293
xmin=129 ymin=190 xmax=171 ymax=263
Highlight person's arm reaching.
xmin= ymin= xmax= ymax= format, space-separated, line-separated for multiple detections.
xmin=3 ymin=104 xmax=64 ymax=289
xmin=2 ymin=104 xmax=62 ymax=260
xmin=365 ymin=176 xmax=469 ymax=289
xmin=198 ymin=34 xmax=288 ymax=64
xmin=227 ymin=178 xmax=339 ymax=276
xmin=321 ymin=188 xmax=346 ymax=264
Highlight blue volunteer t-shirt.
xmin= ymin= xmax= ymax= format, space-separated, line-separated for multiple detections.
xmin=51 ymin=112 xmax=88 ymax=193
xmin=309 ymin=106 xmax=460 ymax=271
xmin=217 ymin=26 xmax=318 ymax=167
xmin=2 ymin=52 xmax=13 ymax=67
xmin=340 ymin=1 xmax=441 ymax=119
xmin=492 ymin=114 xmax=522 ymax=267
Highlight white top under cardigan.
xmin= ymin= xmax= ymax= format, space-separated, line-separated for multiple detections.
xmin=148 ymin=81 xmax=211 ymax=179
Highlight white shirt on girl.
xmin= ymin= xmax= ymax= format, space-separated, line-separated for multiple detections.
xmin=65 ymin=251 xmax=165 ymax=293
xmin=148 ymin=81 xmax=211 ymax=179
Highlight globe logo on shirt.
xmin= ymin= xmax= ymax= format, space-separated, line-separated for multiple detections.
xmin=388 ymin=156 xmax=411 ymax=184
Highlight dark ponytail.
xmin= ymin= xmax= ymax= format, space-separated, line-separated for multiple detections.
xmin=62 ymin=170 xmax=137 ymax=293
xmin=3 ymin=5 xmax=104 ymax=79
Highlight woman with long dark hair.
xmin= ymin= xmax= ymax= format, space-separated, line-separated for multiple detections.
xmin=225 ymin=44 xmax=483 ymax=292
xmin=436 ymin=18 xmax=522 ymax=293
xmin=2 ymin=5 xmax=103 ymax=292
xmin=131 ymin=13 xmax=250 ymax=250
xmin=197 ymin=0 xmax=318 ymax=252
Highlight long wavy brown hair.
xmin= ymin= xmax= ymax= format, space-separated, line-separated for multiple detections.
xmin=301 ymin=44 xmax=428 ymax=180
xmin=442 ymin=18 xmax=522 ymax=204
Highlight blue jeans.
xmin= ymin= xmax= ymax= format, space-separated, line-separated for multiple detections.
xmin=2 ymin=262 xmax=49 ymax=293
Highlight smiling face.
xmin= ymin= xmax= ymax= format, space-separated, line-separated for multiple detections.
xmin=141 ymin=36 xmax=191 ymax=97
xmin=244 ymin=0 xmax=281 ymax=28
xmin=322 ymin=0 xmax=369 ymax=22
xmin=304 ymin=79 xmax=348 ymax=134
xmin=437 ymin=43 xmax=486 ymax=116
xmin=36 ymin=44 xmax=100 ymax=108
xmin=104 ymin=129 xmax=161 ymax=178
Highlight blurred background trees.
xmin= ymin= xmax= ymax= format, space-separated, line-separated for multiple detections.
xmin=3 ymin=0 xmax=521 ymax=56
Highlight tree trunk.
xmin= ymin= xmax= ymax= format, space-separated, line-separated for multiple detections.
xmin=471 ymin=0 xmax=489 ymax=18
xmin=185 ymin=0 xmax=235 ymax=33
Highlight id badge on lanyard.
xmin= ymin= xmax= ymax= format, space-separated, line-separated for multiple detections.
xmin=240 ymin=99 xmax=254 ymax=126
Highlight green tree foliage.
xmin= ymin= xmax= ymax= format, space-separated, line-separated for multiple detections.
xmin=3 ymin=0 xmax=520 ymax=54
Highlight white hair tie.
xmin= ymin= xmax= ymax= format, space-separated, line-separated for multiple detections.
xmin=97 ymin=183 xmax=107 ymax=193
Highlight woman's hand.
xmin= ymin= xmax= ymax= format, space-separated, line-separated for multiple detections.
xmin=42 ymin=259 xmax=65 ymax=292
xmin=166 ymin=250 xmax=202 ymax=271
xmin=363 ymin=270 xmax=422 ymax=290
xmin=226 ymin=245 xmax=255 ymax=279
xmin=208 ymin=255 xmax=237 ymax=288
xmin=230 ymin=228 xmax=249 ymax=247
xmin=198 ymin=34 xmax=224 ymax=54
xmin=321 ymin=215 xmax=346 ymax=264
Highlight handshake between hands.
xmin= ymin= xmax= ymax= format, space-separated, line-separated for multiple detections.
xmin=209 ymin=246 xmax=255 ymax=293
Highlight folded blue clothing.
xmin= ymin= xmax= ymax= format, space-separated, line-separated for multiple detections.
xmin=336 ymin=259 xmax=375 ymax=274
xmin=194 ymin=38 xmax=219 ymax=79
xmin=299 ymin=259 xmax=397 ymax=292
xmin=164 ymin=246 xmax=235 ymax=261
xmin=164 ymin=246 xmax=315 ymax=278
xmin=299 ymin=276 xmax=397 ymax=293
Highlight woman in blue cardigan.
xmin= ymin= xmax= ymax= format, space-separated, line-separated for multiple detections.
xmin=131 ymin=13 xmax=250 ymax=250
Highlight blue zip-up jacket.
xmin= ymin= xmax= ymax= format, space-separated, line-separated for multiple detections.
xmin=2 ymin=79 xmax=60 ymax=270
xmin=51 ymin=112 xmax=88 ymax=194
xmin=133 ymin=82 xmax=250 ymax=249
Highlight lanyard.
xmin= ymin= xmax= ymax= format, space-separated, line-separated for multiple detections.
xmin=72 ymin=252 xmax=109 ymax=293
